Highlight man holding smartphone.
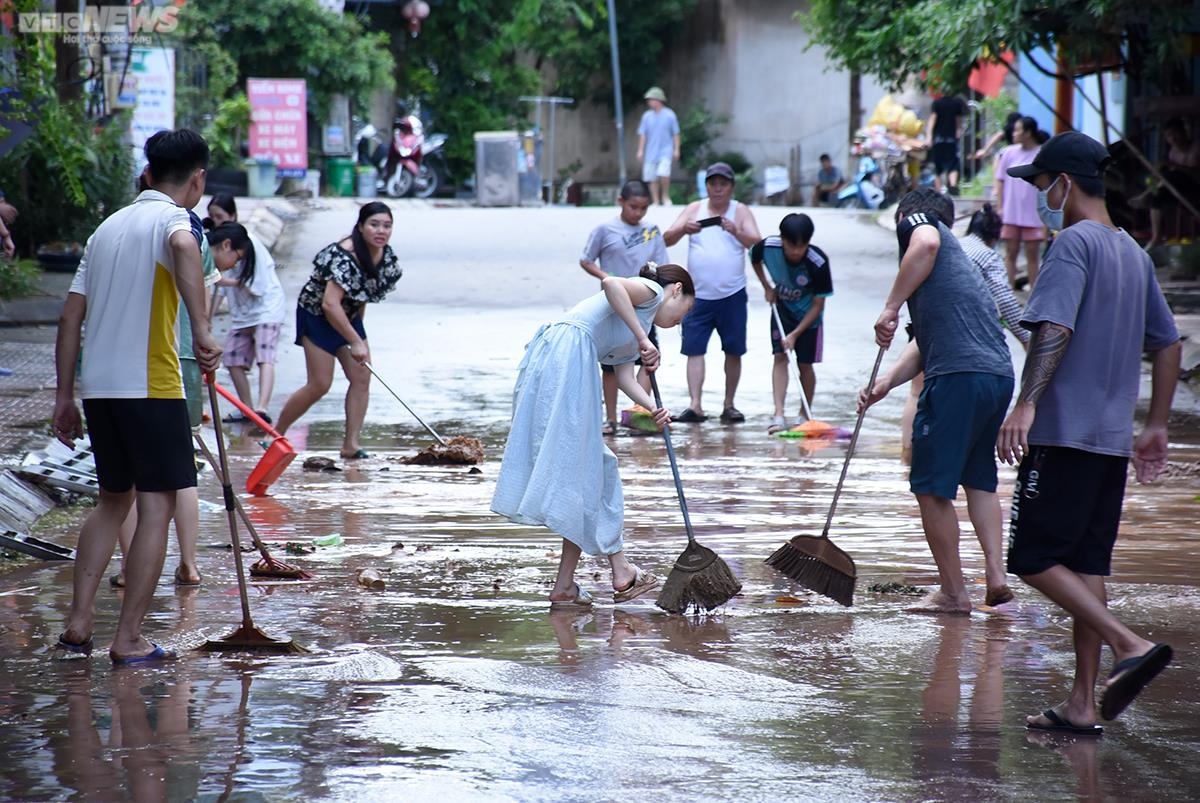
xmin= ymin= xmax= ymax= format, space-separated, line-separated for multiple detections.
xmin=664 ymin=162 xmax=762 ymax=423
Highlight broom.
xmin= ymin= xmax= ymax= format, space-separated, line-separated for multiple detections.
xmin=198 ymin=380 xmax=307 ymax=654
xmin=649 ymin=374 xmax=742 ymax=614
xmin=765 ymin=345 xmax=885 ymax=606
xmin=191 ymin=433 xmax=314 ymax=580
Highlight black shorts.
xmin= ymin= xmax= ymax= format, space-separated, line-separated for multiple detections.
xmin=83 ymin=398 xmax=197 ymax=493
xmin=931 ymin=141 xmax=960 ymax=175
xmin=1007 ymin=446 xmax=1128 ymax=577
xmin=769 ymin=304 xmax=822 ymax=364
xmin=601 ymin=326 xmax=657 ymax=373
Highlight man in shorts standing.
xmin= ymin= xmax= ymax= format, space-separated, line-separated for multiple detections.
xmin=926 ymin=92 xmax=968 ymax=194
xmin=580 ymin=179 xmax=669 ymax=435
xmin=860 ymin=188 xmax=1014 ymax=613
xmin=998 ymin=132 xmax=1181 ymax=729
xmin=751 ymin=213 xmax=833 ymax=433
xmin=664 ymin=162 xmax=762 ymax=424
xmin=636 ymin=87 xmax=680 ymax=206
xmin=52 ymin=129 xmax=220 ymax=664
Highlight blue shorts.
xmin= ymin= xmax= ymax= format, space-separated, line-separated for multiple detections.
xmin=680 ymin=288 xmax=747 ymax=356
xmin=294 ymin=305 xmax=367 ymax=356
xmin=909 ymin=372 xmax=1013 ymax=499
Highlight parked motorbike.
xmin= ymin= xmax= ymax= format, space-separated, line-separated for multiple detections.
xmin=353 ymin=114 xmax=447 ymax=199
xmin=835 ymin=155 xmax=886 ymax=209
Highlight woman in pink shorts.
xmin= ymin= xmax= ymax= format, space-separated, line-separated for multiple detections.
xmin=995 ymin=116 xmax=1047 ymax=288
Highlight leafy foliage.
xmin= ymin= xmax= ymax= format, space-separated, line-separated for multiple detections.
xmin=172 ymin=0 xmax=395 ymax=137
xmin=391 ymin=0 xmax=699 ymax=178
xmin=203 ymin=93 xmax=252 ymax=170
xmin=0 ymin=0 xmax=133 ymax=252
xmin=802 ymin=0 xmax=1192 ymax=92
xmin=0 ymin=259 xmax=40 ymax=300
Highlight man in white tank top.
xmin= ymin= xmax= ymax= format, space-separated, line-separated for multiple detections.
xmin=663 ymin=162 xmax=762 ymax=422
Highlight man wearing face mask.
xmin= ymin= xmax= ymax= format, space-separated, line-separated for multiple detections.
xmin=997 ymin=132 xmax=1181 ymax=732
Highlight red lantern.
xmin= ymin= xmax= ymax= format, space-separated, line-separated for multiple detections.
xmin=402 ymin=0 xmax=430 ymax=37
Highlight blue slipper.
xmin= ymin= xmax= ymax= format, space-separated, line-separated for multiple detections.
xmin=55 ymin=633 xmax=94 ymax=657
xmin=1100 ymin=643 xmax=1173 ymax=720
xmin=110 ymin=644 xmax=178 ymax=666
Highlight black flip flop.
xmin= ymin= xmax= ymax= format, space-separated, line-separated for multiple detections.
xmin=719 ymin=406 xmax=745 ymax=424
xmin=1026 ymin=708 xmax=1103 ymax=736
xmin=671 ymin=408 xmax=707 ymax=423
xmin=1100 ymin=643 xmax=1173 ymax=720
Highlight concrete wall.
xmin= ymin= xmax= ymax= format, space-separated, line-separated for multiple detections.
xmin=541 ymin=0 xmax=890 ymax=196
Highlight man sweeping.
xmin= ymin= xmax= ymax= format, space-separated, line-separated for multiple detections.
xmin=997 ymin=132 xmax=1180 ymax=731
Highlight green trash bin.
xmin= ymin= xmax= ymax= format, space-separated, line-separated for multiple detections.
xmin=326 ymin=157 xmax=357 ymax=197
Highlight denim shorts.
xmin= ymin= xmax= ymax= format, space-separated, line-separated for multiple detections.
xmin=680 ymin=288 xmax=747 ymax=356
xmin=294 ymin=306 xmax=367 ymax=356
xmin=909 ymin=372 xmax=1014 ymax=499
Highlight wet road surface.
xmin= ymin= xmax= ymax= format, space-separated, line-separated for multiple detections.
xmin=2 ymin=206 xmax=1199 ymax=801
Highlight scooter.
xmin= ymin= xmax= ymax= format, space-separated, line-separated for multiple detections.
xmin=835 ymin=155 xmax=886 ymax=209
xmin=354 ymin=115 xmax=447 ymax=199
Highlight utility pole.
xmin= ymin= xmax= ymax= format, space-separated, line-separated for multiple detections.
xmin=606 ymin=0 xmax=627 ymax=184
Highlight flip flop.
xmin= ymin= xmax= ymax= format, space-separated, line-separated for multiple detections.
xmin=719 ymin=406 xmax=746 ymax=424
xmin=601 ymin=420 xmax=617 ymax=437
xmin=613 ymin=568 xmax=661 ymax=603
xmin=671 ymin=408 xmax=707 ymax=423
xmin=174 ymin=566 xmax=202 ymax=586
xmin=1100 ymin=643 xmax=1173 ymax=720
xmin=341 ymin=449 xmax=371 ymax=460
xmin=222 ymin=413 xmax=249 ymax=424
xmin=549 ymin=584 xmax=594 ymax=611
xmin=55 ymin=633 xmax=94 ymax=657
xmin=110 ymin=644 xmax=178 ymax=667
xmin=1026 ymin=708 xmax=1103 ymax=737
xmin=109 ymin=573 xmax=125 ymax=588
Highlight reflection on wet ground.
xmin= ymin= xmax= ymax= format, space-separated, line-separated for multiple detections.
xmin=3 ymin=209 xmax=1200 ymax=799
xmin=3 ymin=417 xmax=1198 ymax=800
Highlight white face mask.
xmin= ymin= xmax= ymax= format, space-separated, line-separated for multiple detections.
xmin=1036 ymin=175 xmax=1070 ymax=231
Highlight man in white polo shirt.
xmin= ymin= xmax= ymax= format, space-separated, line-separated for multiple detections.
xmin=52 ymin=129 xmax=220 ymax=666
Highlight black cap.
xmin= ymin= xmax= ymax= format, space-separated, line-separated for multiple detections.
xmin=705 ymin=162 xmax=735 ymax=181
xmin=1007 ymin=131 xmax=1111 ymax=183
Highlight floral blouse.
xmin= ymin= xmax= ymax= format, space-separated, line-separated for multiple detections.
xmin=297 ymin=242 xmax=402 ymax=319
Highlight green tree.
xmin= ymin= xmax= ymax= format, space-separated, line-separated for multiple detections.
xmin=172 ymin=0 xmax=395 ymax=132
xmin=803 ymin=0 xmax=1191 ymax=93
xmin=390 ymin=0 xmax=699 ymax=178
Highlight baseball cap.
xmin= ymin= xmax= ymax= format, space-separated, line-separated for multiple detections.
xmin=1006 ymin=131 xmax=1111 ymax=183
xmin=644 ymin=86 xmax=667 ymax=102
xmin=705 ymin=162 xmax=735 ymax=181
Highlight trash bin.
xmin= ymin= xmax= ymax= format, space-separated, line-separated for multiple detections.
xmin=326 ymin=157 xmax=357 ymax=198
xmin=474 ymin=131 xmax=520 ymax=207
xmin=357 ymin=166 xmax=378 ymax=198
xmin=245 ymin=159 xmax=278 ymax=197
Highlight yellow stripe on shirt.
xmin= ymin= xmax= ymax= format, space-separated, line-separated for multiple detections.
xmin=147 ymin=261 xmax=184 ymax=399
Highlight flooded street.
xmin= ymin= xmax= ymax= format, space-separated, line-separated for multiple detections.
xmin=3 ymin=205 xmax=1199 ymax=800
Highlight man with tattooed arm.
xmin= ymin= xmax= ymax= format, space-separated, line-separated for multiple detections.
xmin=998 ymin=132 xmax=1181 ymax=735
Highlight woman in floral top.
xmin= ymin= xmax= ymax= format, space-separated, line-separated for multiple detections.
xmin=276 ymin=202 xmax=401 ymax=458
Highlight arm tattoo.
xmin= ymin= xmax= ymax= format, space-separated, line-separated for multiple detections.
xmin=1017 ymin=323 xmax=1072 ymax=405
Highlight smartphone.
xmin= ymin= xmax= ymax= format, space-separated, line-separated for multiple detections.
xmin=698 ymin=216 xmax=722 ymax=228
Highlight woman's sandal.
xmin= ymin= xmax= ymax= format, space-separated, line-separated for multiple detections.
xmin=613 ymin=568 xmax=661 ymax=603
xmin=549 ymin=584 xmax=594 ymax=611
xmin=601 ymin=420 xmax=617 ymax=437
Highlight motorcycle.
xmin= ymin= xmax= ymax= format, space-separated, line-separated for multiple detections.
xmin=835 ymin=155 xmax=886 ymax=209
xmin=354 ymin=114 xmax=447 ymax=199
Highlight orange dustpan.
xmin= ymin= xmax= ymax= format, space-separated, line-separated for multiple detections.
xmin=207 ymin=378 xmax=296 ymax=496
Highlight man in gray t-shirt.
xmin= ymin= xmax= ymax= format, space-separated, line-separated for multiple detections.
xmin=860 ymin=188 xmax=1014 ymax=616
xmin=636 ymin=86 xmax=681 ymax=206
xmin=998 ymin=132 xmax=1180 ymax=730
xmin=580 ymin=179 xmax=669 ymax=433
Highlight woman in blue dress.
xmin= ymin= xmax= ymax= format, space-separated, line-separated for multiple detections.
xmin=492 ymin=263 xmax=695 ymax=608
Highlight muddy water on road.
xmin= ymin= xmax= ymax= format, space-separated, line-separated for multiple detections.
xmin=3 ymin=209 xmax=1199 ymax=800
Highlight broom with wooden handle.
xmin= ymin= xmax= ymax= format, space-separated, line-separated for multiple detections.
xmin=764 ymin=345 xmax=885 ymax=606
xmin=649 ymin=373 xmax=742 ymax=614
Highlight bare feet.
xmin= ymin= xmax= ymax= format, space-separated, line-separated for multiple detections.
xmin=174 ymin=564 xmax=202 ymax=586
xmin=905 ymin=590 xmax=972 ymax=615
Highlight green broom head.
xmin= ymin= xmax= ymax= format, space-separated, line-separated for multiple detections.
xmin=765 ymin=536 xmax=856 ymax=607
xmin=656 ymin=539 xmax=743 ymax=614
